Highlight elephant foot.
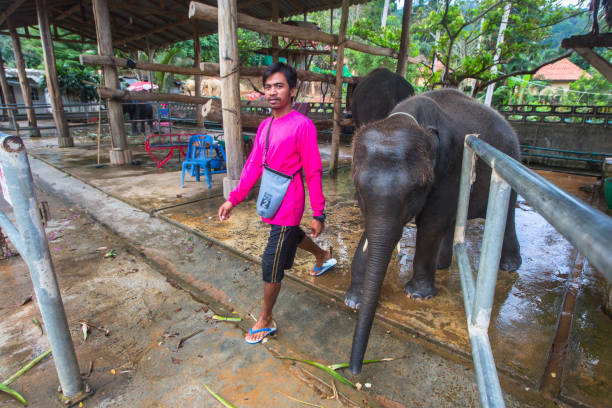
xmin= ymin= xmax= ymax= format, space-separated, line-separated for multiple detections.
xmin=436 ymin=257 xmax=451 ymax=270
xmin=344 ymin=287 xmax=363 ymax=310
xmin=405 ymin=279 xmax=437 ymax=300
xmin=500 ymin=252 xmax=522 ymax=272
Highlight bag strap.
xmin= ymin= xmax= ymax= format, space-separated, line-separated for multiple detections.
xmin=263 ymin=117 xmax=274 ymax=166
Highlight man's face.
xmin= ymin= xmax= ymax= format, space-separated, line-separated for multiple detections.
xmin=264 ymin=72 xmax=295 ymax=110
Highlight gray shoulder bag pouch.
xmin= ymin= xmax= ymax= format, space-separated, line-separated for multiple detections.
xmin=256 ymin=118 xmax=299 ymax=218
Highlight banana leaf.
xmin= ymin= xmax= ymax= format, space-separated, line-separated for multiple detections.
xmin=202 ymin=382 xmax=236 ymax=408
xmin=276 ymin=356 xmax=355 ymax=388
xmin=0 ymin=383 xmax=27 ymax=405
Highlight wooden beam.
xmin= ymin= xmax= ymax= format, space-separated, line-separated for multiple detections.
xmin=218 ymin=0 xmax=245 ymax=197
xmin=92 ymin=0 xmax=131 ymax=165
xmin=561 ymin=33 xmax=612 ymax=49
xmin=36 ymin=0 xmax=73 ymax=147
xmin=574 ymin=47 xmax=612 ymax=83
xmin=396 ymin=0 xmax=413 ymax=76
xmin=53 ymin=4 xmax=81 ymax=23
xmin=0 ymin=0 xmax=28 ymax=27
xmin=80 ymin=54 xmax=361 ymax=83
xmin=189 ymin=2 xmax=401 ymax=59
xmin=8 ymin=20 xmax=40 ymax=137
xmin=110 ymin=3 xmax=186 ymax=19
xmin=99 ymin=87 xmax=210 ymax=104
xmin=0 ymin=30 xmax=97 ymax=44
xmin=330 ymin=0 xmax=349 ymax=175
xmin=113 ymin=18 xmax=190 ymax=47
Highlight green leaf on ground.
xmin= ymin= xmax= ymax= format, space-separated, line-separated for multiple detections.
xmin=212 ymin=315 xmax=242 ymax=322
xmin=3 ymin=349 xmax=52 ymax=386
xmin=327 ymin=357 xmax=399 ymax=371
xmin=0 ymin=383 xmax=27 ymax=405
xmin=276 ymin=356 xmax=355 ymax=388
xmin=202 ymin=382 xmax=236 ymax=408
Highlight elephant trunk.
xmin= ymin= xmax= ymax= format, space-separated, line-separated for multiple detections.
xmin=349 ymin=219 xmax=403 ymax=375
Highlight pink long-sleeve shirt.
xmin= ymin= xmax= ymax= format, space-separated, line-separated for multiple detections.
xmin=228 ymin=110 xmax=325 ymax=226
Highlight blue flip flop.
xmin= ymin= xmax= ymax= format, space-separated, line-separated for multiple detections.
xmin=245 ymin=326 xmax=277 ymax=344
xmin=312 ymin=258 xmax=338 ymax=277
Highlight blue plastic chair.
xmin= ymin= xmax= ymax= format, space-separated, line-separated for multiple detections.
xmin=181 ymin=134 xmax=227 ymax=189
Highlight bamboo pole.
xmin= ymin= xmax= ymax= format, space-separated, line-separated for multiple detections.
xmin=193 ymin=23 xmax=204 ymax=128
xmin=396 ymin=0 xmax=413 ymax=76
xmin=218 ymin=0 xmax=244 ymax=199
xmin=0 ymin=51 xmax=19 ymax=134
xmin=329 ymin=0 xmax=349 ymax=175
xmin=92 ymin=0 xmax=131 ymax=165
xmin=80 ymin=54 xmax=360 ymax=83
xmin=99 ymin=87 xmax=210 ymax=104
xmin=36 ymin=0 xmax=73 ymax=147
xmin=8 ymin=20 xmax=40 ymax=137
xmin=271 ymin=0 xmax=279 ymax=63
xmin=188 ymin=1 xmax=399 ymax=59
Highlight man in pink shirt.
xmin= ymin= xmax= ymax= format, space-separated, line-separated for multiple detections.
xmin=218 ymin=63 xmax=336 ymax=344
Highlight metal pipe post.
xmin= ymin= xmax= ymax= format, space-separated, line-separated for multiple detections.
xmin=0 ymin=135 xmax=83 ymax=398
xmin=470 ymin=170 xmax=511 ymax=330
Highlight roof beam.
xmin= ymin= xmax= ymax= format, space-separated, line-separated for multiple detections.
xmin=113 ymin=18 xmax=190 ymax=47
xmin=574 ymin=47 xmax=612 ymax=83
xmin=0 ymin=0 xmax=28 ymax=27
xmin=52 ymin=3 xmax=82 ymax=23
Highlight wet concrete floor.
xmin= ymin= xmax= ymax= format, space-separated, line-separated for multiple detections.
xmin=13 ymin=134 xmax=612 ymax=407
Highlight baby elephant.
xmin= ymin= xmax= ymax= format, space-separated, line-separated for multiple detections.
xmin=346 ymin=89 xmax=522 ymax=374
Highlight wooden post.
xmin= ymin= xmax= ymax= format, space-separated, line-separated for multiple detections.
xmin=92 ymin=0 xmax=131 ymax=165
xmin=396 ymin=0 xmax=413 ymax=77
xmin=8 ymin=21 xmax=40 ymax=137
xmin=0 ymin=51 xmax=19 ymax=134
xmin=271 ymin=0 xmax=279 ymax=63
xmin=329 ymin=0 xmax=349 ymax=175
xmin=329 ymin=9 xmax=334 ymax=68
xmin=36 ymin=0 xmax=73 ymax=147
xmin=193 ymin=23 xmax=204 ymax=128
xmin=218 ymin=0 xmax=244 ymax=199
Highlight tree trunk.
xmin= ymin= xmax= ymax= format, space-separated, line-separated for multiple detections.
xmin=330 ymin=0 xmax=349 ymax=176
xmin=8 ymin=20 xmax=40 ymax=137
xmin=218 ymin=0 xmax=245 ymax=199
xmin=381 ymin=0 xmax=390 ymax=28
xmin=396 ymin=0 xmax=413 ymax=77
xmin=484 ymin=2 xmax=512 ymax=106
xmin=36 ymin=0 xmax=73 ymax=147
xmin=0 ymin=51 xmax=19 ymax=134
xmin=92 ymin=0 xmax=131 ymax=164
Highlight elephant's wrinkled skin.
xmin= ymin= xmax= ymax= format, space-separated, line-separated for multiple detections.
xmin=122 ymin=101 xmax=154 ymax=135
xmin=350 ymin=68 xmax=414 ymax=129
xmin=346 ymin=89 xmax=522 ymax=374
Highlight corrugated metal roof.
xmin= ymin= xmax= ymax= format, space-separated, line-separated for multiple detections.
xmin=0 ymin=0 xmax=372 ymax=51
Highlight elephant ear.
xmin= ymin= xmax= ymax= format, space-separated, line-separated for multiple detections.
xmin=427 ymin=125 xmax=449 ymax=178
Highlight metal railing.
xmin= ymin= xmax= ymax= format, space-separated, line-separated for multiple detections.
xmin=497 ymin=104 xmax=612 ymax=125
xmin=0 ymin=133 xmax=90 ymax=404
xmin=453 ymin=134 xmax=612 ymax=407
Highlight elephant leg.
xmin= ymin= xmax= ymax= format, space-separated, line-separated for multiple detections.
xmin=405 ymin=220 xmax=443 ymax=299
xmin=344 ymin=231 xmax=367 ymax=310
xmin=436 ymin=226 xmax=454 ymax=270
xmin=500 ymin=190 xmax=522 ymax=271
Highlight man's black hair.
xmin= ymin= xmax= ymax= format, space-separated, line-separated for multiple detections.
xmin=262 ymin=62 xmax=297 ymax=89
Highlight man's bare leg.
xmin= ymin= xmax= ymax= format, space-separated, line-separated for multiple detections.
xmin=299 ymin=236 xmax=332 ymax=274
xmin=246 ymin=282 xmax=281 ymax=343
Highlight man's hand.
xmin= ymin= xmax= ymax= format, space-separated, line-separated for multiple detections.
xmin=218 ymin=200 xmax=234 ymax=221
xmin=310 ymin=219 xmax=324 ymax=238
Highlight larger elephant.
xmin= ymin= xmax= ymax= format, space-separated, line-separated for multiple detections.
xmin=345 ymin=89 xmax=522 ymax=374
xmin=350 ymin=68 xmax=415 ymax=129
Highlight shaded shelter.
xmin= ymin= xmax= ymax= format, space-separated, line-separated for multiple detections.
xmin=1 ymin=0 xmax=417 ymax=171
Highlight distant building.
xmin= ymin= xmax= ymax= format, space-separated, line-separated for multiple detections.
xmin=534 ymin=58 xmax=592 ymax=90
xmin=2 ymin=66 xmax=47 ymax=115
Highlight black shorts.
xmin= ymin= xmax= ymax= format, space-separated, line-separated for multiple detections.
xmin=262 ymin=225 xmax=306 ymax=283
